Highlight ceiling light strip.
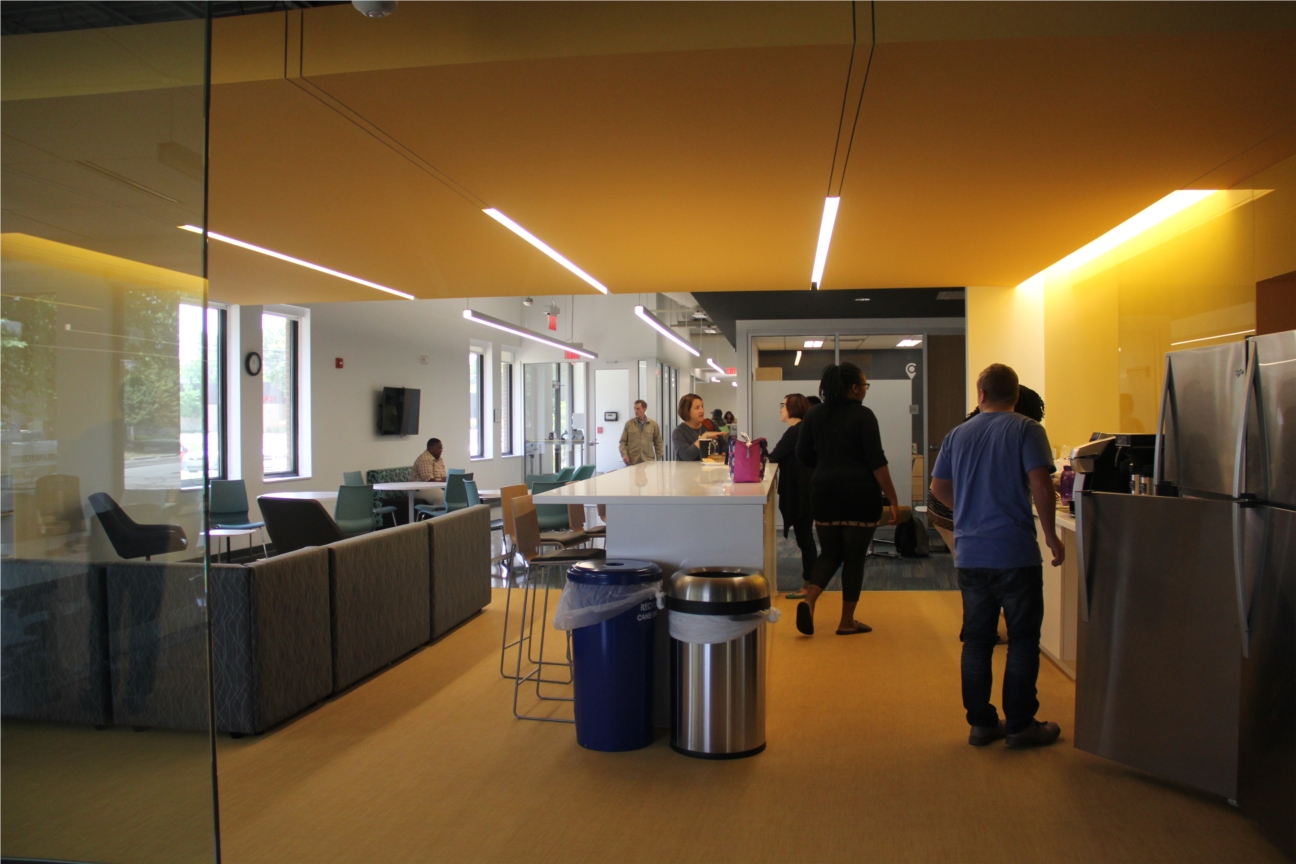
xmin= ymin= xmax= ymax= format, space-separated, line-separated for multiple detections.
xmin=462 ymin=309 xmax=597 ymax=359
xmin=635 ymin=305 xmax=700 ymax=357
xmin=1016 ymin=190 xmax=1219 ymax=290
xmin=809 ymin=197 xmax=840 ymax=290
xmin=794 ymin=350 xmax=802 ymax=366
xmin=1170 ymin=329 xmax=1254 ymax=347
xmin=706 ymin=358 xmax=733 ymax=377
xmin=483 ymin=209 xmax=609 ymax=294
xmin=179 ymin=225 xmax=414 ymax=300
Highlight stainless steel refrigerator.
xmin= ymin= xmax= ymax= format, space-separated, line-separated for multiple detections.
xmin=1074 ymin=329 xmax=1294 ymax=858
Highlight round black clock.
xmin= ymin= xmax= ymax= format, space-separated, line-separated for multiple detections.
xmin=244 ymin=351 xmax=262 ymax=376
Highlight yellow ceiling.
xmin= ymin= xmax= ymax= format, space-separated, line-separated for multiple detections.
xmin=4 ymin=3 xmax=1293 ymax=304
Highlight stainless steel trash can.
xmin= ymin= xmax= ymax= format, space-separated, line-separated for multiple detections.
xmin=665 ymin=567 xmax=770 ymax=759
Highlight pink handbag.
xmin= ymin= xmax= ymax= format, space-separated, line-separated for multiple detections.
xmin=730 ymin=438 xmax=768 ymax=483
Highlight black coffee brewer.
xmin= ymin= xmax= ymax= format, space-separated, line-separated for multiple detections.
xmin=1071 ymin=432 xmax=1157 ymax=498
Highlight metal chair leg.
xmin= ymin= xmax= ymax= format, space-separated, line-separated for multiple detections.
xmin=511 ymin=560 xmax=574 ymax=723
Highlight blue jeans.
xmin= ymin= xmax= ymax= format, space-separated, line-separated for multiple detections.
xmin=958 ymin=566 xmax=1044 ymax=733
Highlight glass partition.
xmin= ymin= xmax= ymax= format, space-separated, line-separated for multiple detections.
xmin=523 ymin=361 xmax=588 ymax=475
xmin=2 ymin=13 xmax=217 ymax=864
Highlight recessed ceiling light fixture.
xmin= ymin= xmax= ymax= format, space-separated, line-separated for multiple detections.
xmin=855 ymin=297 xmax=870 ymax=302
xmin=179 ymin=225 xmax=414 ymax=300
xmin=732 ymin=381 xmax=738 ymax=387
xmin=710 ymin=375 xmax=719 ymax=383
xmin=794 ymin=350 xmax=803 ymax=366
xmin=635 ymin=305 xmax=700 ymax=357
xmin=809 ymin=196 xmax=840 ymax=290
xmin=897 ymin=338 xmax=922 ymax=348
xmin=1017 ymin=190 xmax=1218 ymax=291
xmin=482 ymin=208 xmax=608 ymax=294
xmin=462 ymin=309 xmax=597 ymax=359
xmin=804 ymin=339 xmax=824 ymax=348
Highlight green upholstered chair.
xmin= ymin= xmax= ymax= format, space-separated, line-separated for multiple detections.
xmin=334 ymin=485 xmax=377 ymax=538
xmin=415 ymin=472 xmax=472 ymax=521
xmin=346 ymin=471 xmax=396 ymax=526
xmin=555 ymin=466 xmax=576 ymax=482
xmin=463 ymin=479 xmax=504 ymax=532
xmin=365 ymin=466 xmax=412 ymax=521
xmin=572 ymin=464 xmax=595 ymax=481
xmin=529 ymin=480 xmax=572 ymax=532
xmin=209 ymin=479 xmax=267 ymax=559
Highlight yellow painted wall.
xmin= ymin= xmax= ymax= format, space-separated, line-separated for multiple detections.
xmin=1039 ymin=153 xmax=1295 ymax=453
xmin=965 ymin=285 xmax=1044 ymax=412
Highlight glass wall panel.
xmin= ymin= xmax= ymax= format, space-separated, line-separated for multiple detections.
xmin=1 ymin=14 xmax=216 ymax=864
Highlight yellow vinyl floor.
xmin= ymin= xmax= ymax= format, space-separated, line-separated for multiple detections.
xmin=2 ymin=589 xmax=1283 ymax=863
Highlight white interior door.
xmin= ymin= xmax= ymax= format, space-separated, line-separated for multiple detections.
xmin=594 ymin=368 xmax=630 ymax=474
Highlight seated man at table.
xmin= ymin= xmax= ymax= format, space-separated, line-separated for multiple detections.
xmin=412 ymin=437 xmax=446 ymax=505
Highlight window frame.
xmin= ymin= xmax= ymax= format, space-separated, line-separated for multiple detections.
xmin=179 ymin=302 xmax=226 ymax=490
xmin=500 ymin=350 xmax=516 ymax=456
xmin=262 ymin=310 xmax=301 ymax=479
xmin=469 ymin=347 xmax=486 ymax=460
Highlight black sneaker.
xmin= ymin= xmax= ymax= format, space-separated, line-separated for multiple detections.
xmin=969 ymin=720 xmax=1006 ymax=746
xmin=1006 ymin=720 xmax=1061 ymax=749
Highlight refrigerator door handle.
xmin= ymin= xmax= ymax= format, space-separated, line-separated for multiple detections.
xmin=1232 ymin=501 xmax=1251 ymax=658
xmin=1231 ymin=345 xmax=1257 ymax=659
xmin=1153 ymin=353 xmax=1173 ymax=487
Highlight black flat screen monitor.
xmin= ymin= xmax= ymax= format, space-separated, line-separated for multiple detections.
xmin=378 ymin=387 xmax=420 ymax=436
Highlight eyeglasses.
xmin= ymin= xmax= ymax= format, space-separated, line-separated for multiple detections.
xmin=778 ymin=402 xmax=786 ymax=408
xmin=864 ymin=383 xmax=871 ymax=391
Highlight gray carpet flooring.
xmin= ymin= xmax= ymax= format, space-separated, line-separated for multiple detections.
xmin=774 ymin=529 xmax=957 ymax=591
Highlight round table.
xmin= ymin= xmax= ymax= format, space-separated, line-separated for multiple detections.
xmin=373 ymin=481 xmax=446 ymax=523
xmin=209 ymin=526 xmax=261 ymax=562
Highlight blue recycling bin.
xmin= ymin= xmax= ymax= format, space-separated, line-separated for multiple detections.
xmin=567 ymin=559 xmax=662 ymax=752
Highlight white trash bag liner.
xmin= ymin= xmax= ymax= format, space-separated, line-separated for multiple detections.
xmin=668 ymin=607 xmax=781 ymax=644
xmin=552 ymin=580 xmax=662 ymax=631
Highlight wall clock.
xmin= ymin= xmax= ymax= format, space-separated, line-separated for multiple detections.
xmin=245 ymin=351 xmax=262 ymax=376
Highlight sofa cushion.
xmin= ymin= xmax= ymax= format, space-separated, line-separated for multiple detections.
xmin=107 ymin=562 xmax=227 ymax=731
xmin=428 ymin=505 xmax=492 ymax=640
xmin=1 ymin=559 xmax=111 ymax=726
xmin=213 ymin=547 xmax=332 ymax=734
xmin=327 ymin=521 xmax=430 ymax=692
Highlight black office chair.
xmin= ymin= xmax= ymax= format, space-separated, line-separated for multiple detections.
xmin=88 ymin=493 xmax=187 ymax=560
xmin=257 ymin=496 xmax=345 ymax=556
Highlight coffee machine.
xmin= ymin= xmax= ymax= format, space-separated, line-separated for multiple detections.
xmin=1071 ymin=432 xmax=1157 ymax=504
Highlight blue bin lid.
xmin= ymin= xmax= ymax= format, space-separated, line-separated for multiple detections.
xmin=567 ymin=559 xmax=662 ymax=585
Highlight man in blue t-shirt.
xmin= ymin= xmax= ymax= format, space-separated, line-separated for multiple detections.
xmin=931 ymin=363 xmax=1065 ymax=749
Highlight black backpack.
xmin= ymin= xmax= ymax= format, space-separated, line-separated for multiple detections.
xmin=894 ymin=516 xmax=930 ymax=558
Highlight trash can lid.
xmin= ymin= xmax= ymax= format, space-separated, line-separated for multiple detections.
xmin=567 ymin=559 xmax=662 ymax=585
xmin=665 ymin=567 xmax=770 ymax=615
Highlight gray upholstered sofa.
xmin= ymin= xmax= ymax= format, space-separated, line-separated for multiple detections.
xmin=328 ymin=521 xmax=431 ymax=692
xmin=2 ymin=504 xmax=491 ymax=735
xmin=1 ymin=560 xmax=111 ymax=726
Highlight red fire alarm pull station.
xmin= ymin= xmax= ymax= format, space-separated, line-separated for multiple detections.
xmin=335 ymin=358 xmax=344 ymax=369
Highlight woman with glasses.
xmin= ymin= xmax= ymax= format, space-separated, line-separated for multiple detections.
xmin=795 ymin=362 xmax=901 ymax=636
xmin=769 ymin=394 xmax=816 ymax=599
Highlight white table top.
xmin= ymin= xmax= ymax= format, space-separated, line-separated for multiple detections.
xmin=208 ymin=527 xmax=259 ymax=537
xmin=260 ymin=490 xmax=338 ymax=501
xmin=533 ymin=461 xmax=776 ymax=506
xmin=374 ymin=481 xmax=446 ymax=491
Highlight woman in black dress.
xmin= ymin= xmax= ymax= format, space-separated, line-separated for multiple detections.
xmin=795 ymin=363 xmax=900 ymax=635
xmin=768 ymin=393 xmax=816 ymax=599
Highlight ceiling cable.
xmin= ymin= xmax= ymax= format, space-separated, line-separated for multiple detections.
xmin=835 ymin=1 xmax=877 ymax=196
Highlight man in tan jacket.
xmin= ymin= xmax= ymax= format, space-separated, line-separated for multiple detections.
xmin=619 ymin=400 xmax=663 ymax=465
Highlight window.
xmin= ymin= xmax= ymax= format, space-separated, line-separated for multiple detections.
xmin=262 ymin=312 xmax=298 ymax=477
xmin=179 ymin=303 xmax=224 ymax=487
xmin=469 ymin=349 xmax=485 ymax=458
xmin=500 ymin=351 xmax=515 ymax=456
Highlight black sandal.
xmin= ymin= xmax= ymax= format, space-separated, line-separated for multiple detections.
xmin=796 ymin=601 xmax=814 ymax=635
xmin=836 ymin=621 xmax=872 ymax=635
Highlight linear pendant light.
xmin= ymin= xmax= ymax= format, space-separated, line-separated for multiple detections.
xmin=706 ymin=358 xmax=732 ymax=377
xmin=809 ymin=197 xmax=840 ymax=290
xmin=634 ymin=305 xmax=700 ymax=357
xmin=462 ymin=309 xmax=597 ymax=359
xmin=482 ymin=209 xmax=609 ymax=294
xmin=179 ymin=225 xmax=414 ymax=300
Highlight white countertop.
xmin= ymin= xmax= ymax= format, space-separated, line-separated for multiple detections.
xmin=533 ymin=461 xmax=777 ymax=506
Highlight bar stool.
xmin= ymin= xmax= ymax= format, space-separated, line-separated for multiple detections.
xmin=509 ymin=496 xmax=605 ymax=722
